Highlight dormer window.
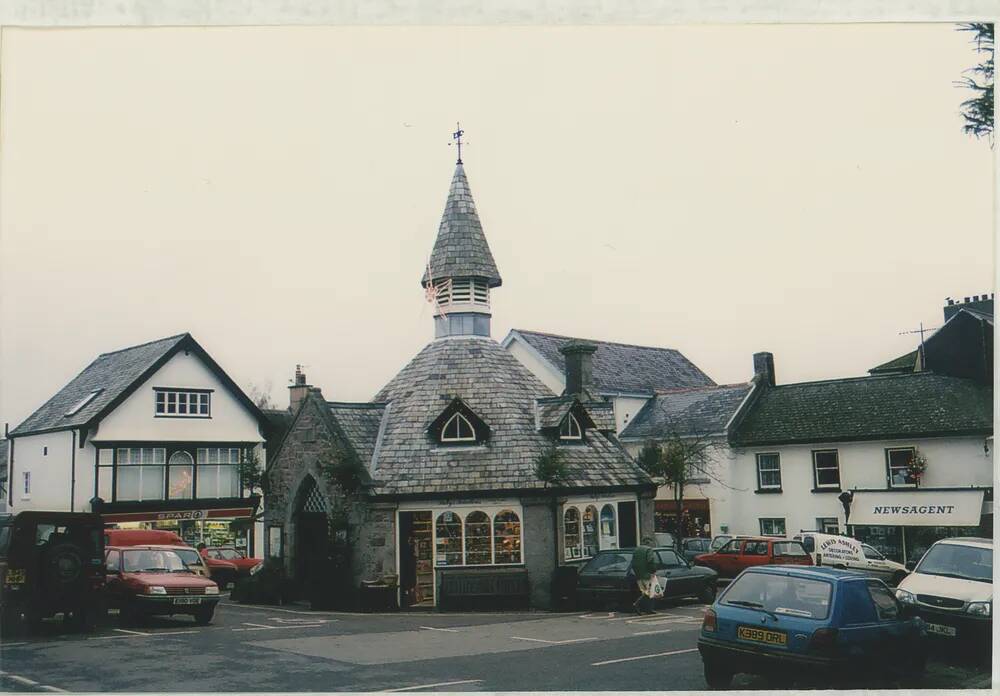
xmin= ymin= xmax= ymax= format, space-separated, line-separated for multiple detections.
xmin=559 ymin=413 xmax=582 ymax=440
xmin=441 ymin=413 xmax=476 ymax=442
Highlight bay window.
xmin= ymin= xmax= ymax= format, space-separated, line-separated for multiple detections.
xmin=96 ymin=445 xmax=247 ymax=502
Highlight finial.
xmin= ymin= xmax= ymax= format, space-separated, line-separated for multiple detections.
xmin=452 ymin=122 xmax=465 ymax=164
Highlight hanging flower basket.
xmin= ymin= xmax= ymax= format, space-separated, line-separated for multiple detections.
xmin=906 ymin=451 xmax=928 ymax=485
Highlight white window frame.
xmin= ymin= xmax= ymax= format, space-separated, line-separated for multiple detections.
xmin=115 ymin=447 xmax=166 ymax=502
xmin=812 ymin=449 xmax=841 ymax=489
xmin=562 ymin=495 xmax=636 ymax=560
xmin=559 ymin=413 xmax=582 ymax=440
xmin=886 ymin=447 xmax=917 ymax=488
xmin=154 ymin=389 xmax=211 ymax=418
xmin=759 ymin=518 xmax=786 ymax=537
xmin=440 ymin=413 xmax=476 ymax=443
xmin=416 ymin=503 xmax=524 ymax=569
xmin=756 ymin=452 xmax=782 ymax=490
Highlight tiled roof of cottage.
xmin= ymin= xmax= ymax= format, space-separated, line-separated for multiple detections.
xmin=367 ymin=337 xmax=652 ymax=496
xmin=731 ymin=372 xmax=992 ymax=446
xmin=536 ymin=397 xmax=616 ymax=432
xmin=509 ymin=329 xmax=714 ymax=395
xmin=420 ymin=164 xmax=502 ymax=288
xmin=869 ymin=350 xmax=919 ymax=375
xmin=326 ymin=402 xmax=387 ymax=466
xmin=620 ymin=383 xmax=753 ymax=440
xmin=11 ymin=334 xmax=190 ymax=436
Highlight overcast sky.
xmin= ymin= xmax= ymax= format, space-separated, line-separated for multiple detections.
xmin=0 ymin=24 xmax=993 ymax=426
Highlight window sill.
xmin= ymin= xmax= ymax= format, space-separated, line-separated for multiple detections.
xmin=811 ymin=487 xmax=842 ymax=493
xmin=754 ymin=488 xmax=783 ymax=494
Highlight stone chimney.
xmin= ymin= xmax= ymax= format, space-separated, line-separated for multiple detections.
xmin=753 ymin=352 xmax=775 ymax=387
xmin=560 ymin=341 xmax=598 ymax=396
xmin=288 ymin=364 xmax=311 ymax=413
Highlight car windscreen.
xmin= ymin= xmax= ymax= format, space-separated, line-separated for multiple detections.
xmin=216 ymin=548 xmax=242 ymax=560
xmin=581 ymin=551 xmax=633 ymax=574
xmin=773 ymin=542 xmax=808 ymax=557
xmin=722 ymin=573 xmax=832 ymax=619
xmin=710 ymin=536 xmax=731 ymax=551
xmin=915 ymin=543 xmax=992 ymax=584
xmin=173 ymin=548 xmax=203 ymax=567
xmin=122 ymin=549 xmax=190 ymax=573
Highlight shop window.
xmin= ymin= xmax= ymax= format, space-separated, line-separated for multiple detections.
xmin=463 ymin=511 xmax=492 ymax=565
xmin=812 ymin=450 xmax=841 ymax=489
xmin=582 ymin=506 xmax=599 ymax=558
xmin=116 ymin=448 xmax=165 ymax=501
xmin=168 ymin=451 xmax=194 ymax=499
xmin=493 ymin=510 xmax=522 ymax=564
xmin=435 ymin=512 xmax=463 ymax=566
xmin=886 ymin=447 xmax=917 ymax=487
xmin=599 ymin=504 xmax=617 ymax=550
xmin=196 ymin=448 xmax=240 ymax=498
xmin=560 ymin=414 xmax=582 ymax=440
xmin=759 ymin=518 xmax=785 ymax=537
xmin=441 ymin=413 xmax=476 ymax=443
xmin=564 ymin=507 xmax=582 ymax=560
xmin=756 ymin=453 xmax=781 ymax=490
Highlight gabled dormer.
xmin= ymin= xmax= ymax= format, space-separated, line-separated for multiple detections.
xmin=427 ymin=397 xmax=490 ymax=446
xmin=536 ymin=396 xmax=615 ymax=445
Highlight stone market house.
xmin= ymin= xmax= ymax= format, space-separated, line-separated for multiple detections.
xmin=4 ymin=333 xmax=272 ymax=555
xmin=265 ymin=159 xmax=656 ymax=610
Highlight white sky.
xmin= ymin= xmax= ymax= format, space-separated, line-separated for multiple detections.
xmin=0 ymin=24 xmax=994 ymax=426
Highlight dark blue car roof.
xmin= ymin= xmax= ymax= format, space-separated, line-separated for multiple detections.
xmin=741 ymin=565 xmax=869 ymax=582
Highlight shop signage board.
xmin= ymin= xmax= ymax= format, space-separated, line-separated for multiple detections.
xmin=102 ymin=507 xmax=254 ymax=523
xmin=850 ymin=490 xmax=985 ymax=526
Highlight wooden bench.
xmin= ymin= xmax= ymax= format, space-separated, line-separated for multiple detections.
xmin=437 ymin=567 xmax=529 ymax=610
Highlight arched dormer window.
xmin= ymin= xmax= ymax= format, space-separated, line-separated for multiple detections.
xmin=441 ymin=413 xmax=476 ymax=442
xmin=559 ymin=413 xmax=582 ymax=440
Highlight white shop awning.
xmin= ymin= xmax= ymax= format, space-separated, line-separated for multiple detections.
xmin=850 ymin=489 xmax=986 ymax=527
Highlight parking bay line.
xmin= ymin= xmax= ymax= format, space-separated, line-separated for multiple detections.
xmin=89 ymin=630 xmax=200 ymax=640
xmin=511 ymin=636 xmax=599 ymax=645
xmin=420 ymin=626 xmax=460 ymax=632
xmin=631 ymin=629 xmax=673 ymax=636
xmin=383 ymin=680 xmax=484 ymax=692
xmin=592 ymin=647 xmax=698 ymax=666
xmin=1 ymin=672 xmax=68 ymax=693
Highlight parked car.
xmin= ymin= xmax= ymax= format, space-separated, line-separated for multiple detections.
xmin=698 ymin=566 xmax=928 ymax=689
xmin=145 ymin=544 xmax=213 ymax=579
xmin=203 ymin=546 xmax=262 ymax=575
xmin=895 ymin=537 xmax=992 ymax=654
xmin=104 ymin=545 xmax=220 ymax=625
xmin=694 ymin=537 xmax=812 ymax=579
xmin=103 ymin=529 xmax=238 ymax=588
xmin=709 ymin=534 xmax=752 ymax=552
xmin=654 ymin=533 xmax=677 ymax=548
xmin=576 ymin=547 xmax=718 ymax=610
xmin=679 ymin=537 xmax=713 ymax=563
xmin=0 ymin=512 xmax=107 ymax=635
xmin=104 ymin=528 xmax=184 ymax=547
xmin=793 ymin=532 xmax=908 ymax=586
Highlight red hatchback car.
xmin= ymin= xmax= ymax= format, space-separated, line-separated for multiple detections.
xmin=693 ymin=537 xmax=813 ymax=579
xmin=203 ymin=546 xmax=262 ymax=575
xmin=104 ymin=545 xmax=220 ymax=625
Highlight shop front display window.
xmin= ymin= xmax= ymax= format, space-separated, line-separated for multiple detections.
xmin=582 ymin=506 xmax=598 ymax=557
xmin=464 ymin=511 xmax=492 ymax=565
xmin=564 ymin=507 xmax=581 ymax=560
xmin=435 ymin=512 xmax=463 ymax=566
xmin=493 ymin=510 xmax=521 ymax=564
xmin=600 ymin=504 xmax=617 ymax=550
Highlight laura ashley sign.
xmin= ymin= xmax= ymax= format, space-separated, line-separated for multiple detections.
xmin=851 ymin=490 xmax=985 ymax=527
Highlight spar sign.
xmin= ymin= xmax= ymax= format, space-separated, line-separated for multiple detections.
xmin=849 ymin=490 xmax=985 ymax=527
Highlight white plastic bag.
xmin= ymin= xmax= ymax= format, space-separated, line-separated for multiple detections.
xmin=648 ymin=576 xmax=665 ymax=599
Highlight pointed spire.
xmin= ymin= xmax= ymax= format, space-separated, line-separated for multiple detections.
xmin=420 ymin=162 xmax=502 ymax=288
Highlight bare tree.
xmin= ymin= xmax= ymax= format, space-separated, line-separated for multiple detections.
xmin=247 ymin=381 xmax=276 ymax=410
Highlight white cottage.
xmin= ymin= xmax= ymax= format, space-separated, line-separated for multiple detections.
xmin=5 ymin=333 xmax=271 ymax=555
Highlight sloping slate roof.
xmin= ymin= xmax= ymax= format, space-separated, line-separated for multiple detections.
xmin=512 ymin=329 xmax=714 ymax=394
xmin=536 ymin=398 xmax=574 ymax=429
xmin=732 ymin=372 xmax=993 ymax=446
xmin=620 ymin=383 xmax=752 ymax=440
xmin=326 ymin=402 xmax=387 ymax=466
xmin=369 ymin=337 xmax=652 ymax=496
xmin=420 ymin=164 xmax=502 ymax=288
xmin=869 ymin=350 xmax=919 ymax=375
xmin=11 ymin=334 xmax=188 ymax=436
xmin=583 ymin=402 xmax=616 ymax=432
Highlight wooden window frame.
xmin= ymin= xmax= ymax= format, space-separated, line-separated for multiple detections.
xmin=811 ymin=449 xmax=842 ymax=491
xmin=755 ymin=452 xmax=782 ymax=492
xmin=885 ymin=447 xmax=917 ymax=488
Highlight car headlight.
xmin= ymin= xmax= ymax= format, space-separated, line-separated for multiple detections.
xmin=205 ymin=585 xmax=219 ymax=595
xmin=147 ymin=585 xmax=167 ymax=595
xmin=967 ymin=601 xmax=991 ymax=616
xmin=895 ymin=589 xmax=916 ymax=604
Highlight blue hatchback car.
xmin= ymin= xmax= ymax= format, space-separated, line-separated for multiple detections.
xmin=698 ymin=566 xmax=928 ymax=689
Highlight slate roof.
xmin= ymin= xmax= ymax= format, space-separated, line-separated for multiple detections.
xmin=535 ymin=397 xmax=616 ymax=432
xmin=620 ymin=383 xmax=753 ymax=440
xmin=366 ymin=337 xmax=653 ymax=497
xmin=326 ymin=402 xmax=387 ymax=466
xmin=869 ymin=350 xmax=919 ymax=375
xmin=731 ymin=372 xmax=993 ymax=446
xmin=420 ymin=164 xmax=502 ymax=288
xmin=509 ymin=329 xmax=714 ymax=395
xmin=11 ymin=334 xmax=189 ymax=436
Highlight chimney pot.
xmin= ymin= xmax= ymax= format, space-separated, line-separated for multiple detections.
xmin=288 ymin=365 xmax=311 ymax=412
xmin=753 ymin=352 xmax=776 ymax=387
xmin=965 ymin=297 xmax=971 ymax=303
xmin=560 ymin=341 xmax=598 ymax=396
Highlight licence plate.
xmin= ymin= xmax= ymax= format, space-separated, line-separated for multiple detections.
xmin=737 ymin=625 xmax=787 ymax=646
xmin=4 ymin=569 xmax=25 ymax=584
xmin=173 ymin=597 xmax=202 ymax=605
xmin=926 ymin=622 xmax=957 ymax=637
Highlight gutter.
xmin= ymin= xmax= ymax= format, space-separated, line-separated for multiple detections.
xmin=6 ymin=426 xmax=13 ymax=508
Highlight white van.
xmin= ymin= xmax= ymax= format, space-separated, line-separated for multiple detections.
xmin=793 ymin=532 xmax=909 ymax=585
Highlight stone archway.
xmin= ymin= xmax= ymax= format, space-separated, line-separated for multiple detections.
xmin=290 ymin=475 xmax=330 ymax=593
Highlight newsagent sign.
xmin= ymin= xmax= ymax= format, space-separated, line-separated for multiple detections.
xmin=850 ymin=490 xmax=985 ymax=527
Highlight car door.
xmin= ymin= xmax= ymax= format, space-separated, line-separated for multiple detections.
xmin=104 ymin=549 xmax=125 ymax=608
xmin=861 ymin=544 xmax=895 ymax=581
xmin=741 ymin=540 xmax=770 ymax=570
xmin=865 ymin=579 xmax=913 ymax=673
xmin=655 ymin=549 xmax=692 ymax=597
xmin=711 ymin=539 xmax=743 ymax=577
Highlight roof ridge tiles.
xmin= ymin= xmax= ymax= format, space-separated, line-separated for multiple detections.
xmin=771 ymin=371 xmax=947 ymax=389
xmin=654 ymin=383 xmax=749 ymax=395
xmin=326 ymin=401 xmax=388 ymax=409
xmin=514 ymin=328 xmax=681 ymax=353
xmin=97 ymin=333 xmax=188 ymax=357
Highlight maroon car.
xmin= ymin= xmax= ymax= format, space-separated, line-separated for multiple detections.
xmin=105 ymin=545 xmax=220 ymax=625
xmin=204 ymin=546 xmax=262 ymax=575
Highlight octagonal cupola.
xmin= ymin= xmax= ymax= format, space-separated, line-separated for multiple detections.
xmin=421 ymin=136 xmax=502 ymax=339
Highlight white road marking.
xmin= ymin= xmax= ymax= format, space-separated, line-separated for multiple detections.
xmin=420 ymin=626 xmax=460 ymax=632
xmin=113 ymin=628 xmax=150 ymax=636
xmin=577 ymin=612 xmax=616 ymax=619
xmin=233 ymin=622 xmax=327 ymax=632
xmin=0 ymin=642 xmax=29 ymax=647
xmin=222 ymin=603 xmax=341 ymax=616
xmin=38 ymin=686 xmax=70 ymax=693
xmin=632 ymin=629 xmax=673 ymax=636
xmin=7 ymin=675 xmax=39 ymax=686
xmin=510 ymin=636 xmax=599 ymax=645
xmin=592 ymin=647 xmax=698 ymax=666
xmin=383 ymin=679 xmax=484 ymax=692
xmin=89 ymin=629 xmax=199 ymax=640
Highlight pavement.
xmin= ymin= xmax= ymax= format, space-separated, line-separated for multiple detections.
xmin=0 ymin=596 xmax=992 ymax=692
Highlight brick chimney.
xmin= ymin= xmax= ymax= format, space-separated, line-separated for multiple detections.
xmin=288 ymin=365 xmax=311 ymax=413
xmin=560 ymin=341 xmax=598 ymax=396
xmin=944 ymin=293 xmax=994 ymax=321
xmin=753 ymin=352 xmax=775 ymax=387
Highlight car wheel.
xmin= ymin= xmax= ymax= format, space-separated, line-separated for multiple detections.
xmin=703 ymin=663 xmax=733 ymax=689
xmin=193 ymin=606 xmax=215 ymax=625
xmin=698 ymin=583 xmax=717 ymax=604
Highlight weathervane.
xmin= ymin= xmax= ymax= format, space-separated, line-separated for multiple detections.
xmin=451 ymin=122 xmax=465 ymax=164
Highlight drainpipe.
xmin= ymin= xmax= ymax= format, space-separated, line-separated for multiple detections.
xmin=70 ymin=430 xmax=77 ymax=512
xmin=7 ymin=424 xmax=14 ymax=508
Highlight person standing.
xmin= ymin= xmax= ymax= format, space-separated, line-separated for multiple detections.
xmin=632 ymin=536 xmax=661 ymax=615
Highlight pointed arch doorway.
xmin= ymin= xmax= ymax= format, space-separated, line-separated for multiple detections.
xmin=292 ymin=476 xmax=330 ymax=593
